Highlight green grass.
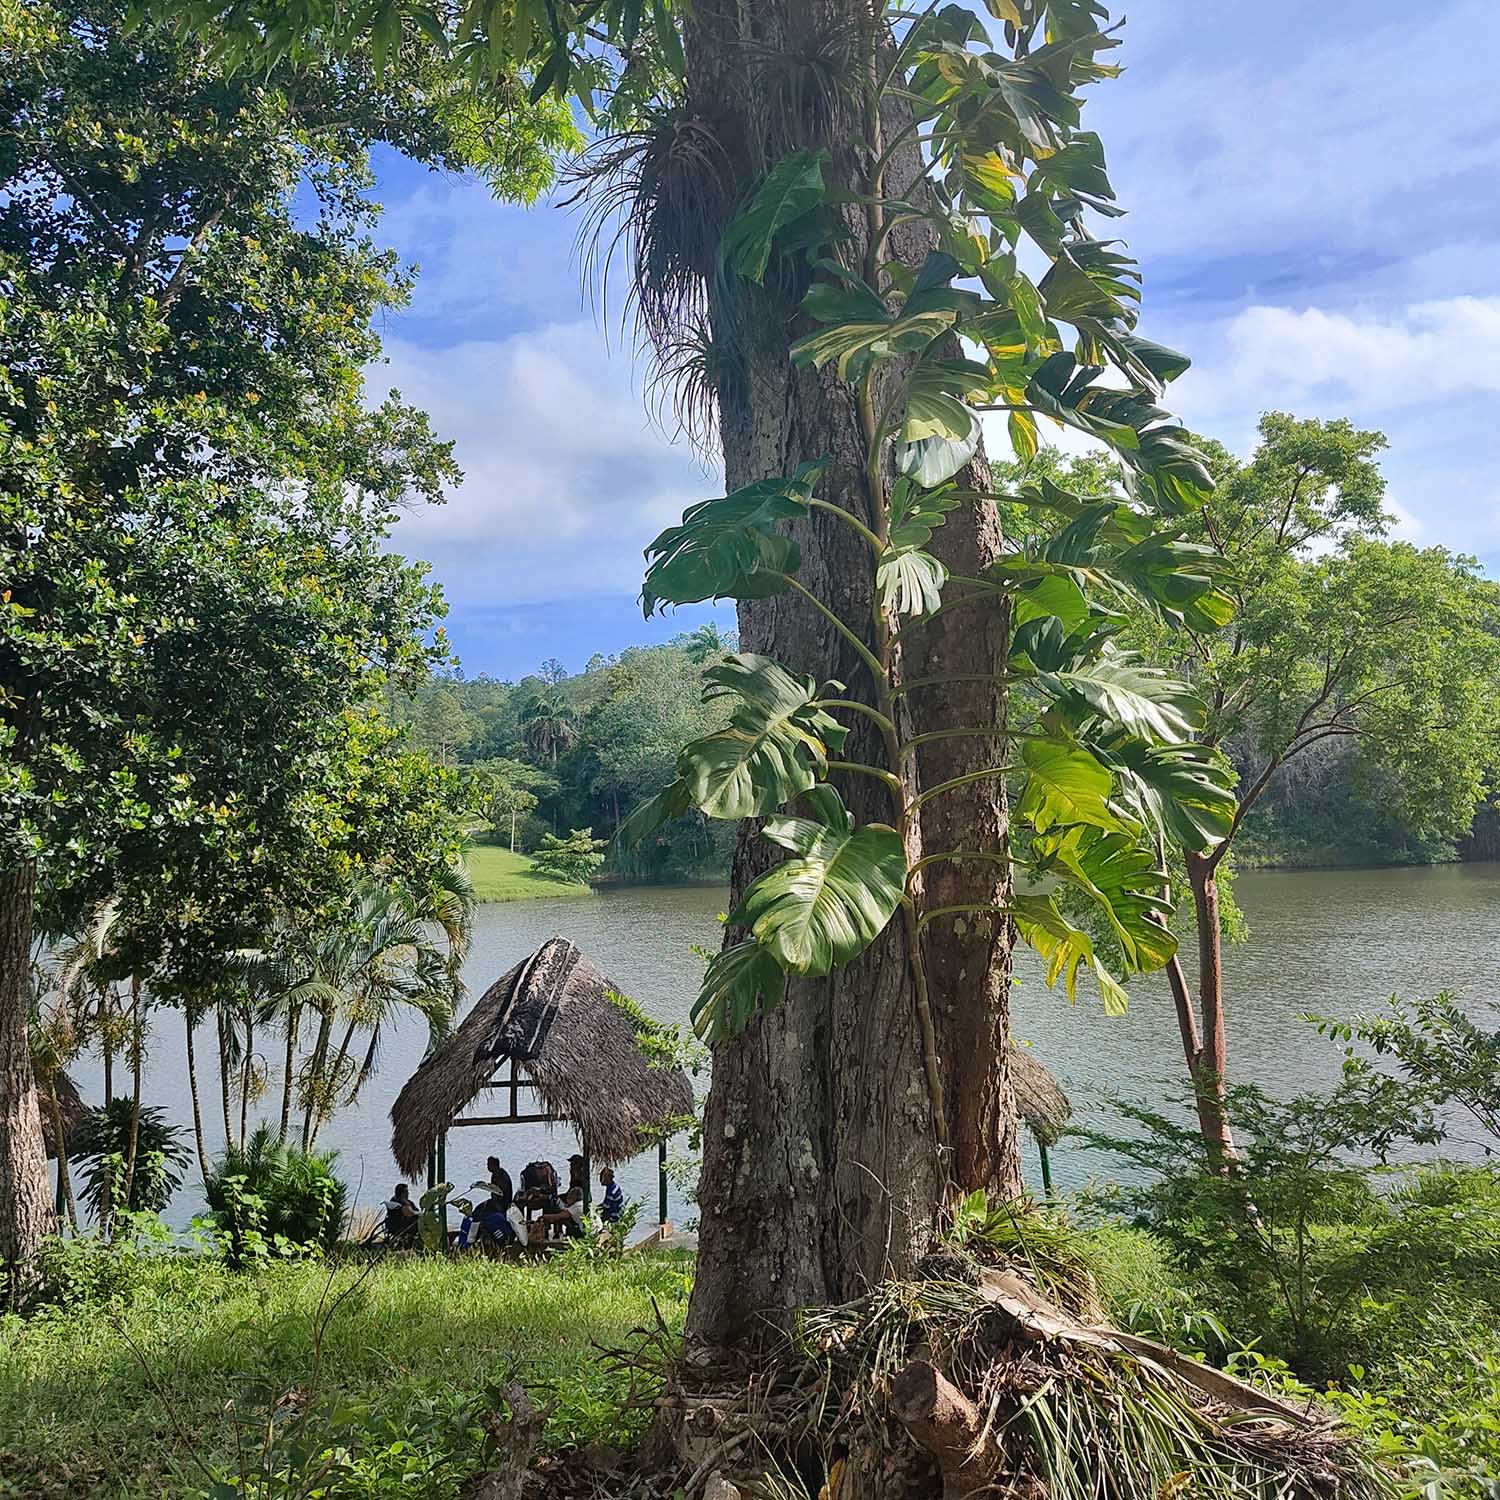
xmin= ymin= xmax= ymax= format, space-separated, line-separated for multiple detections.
xmin=462 ymin=842 xmax=595 ymax=903
xmin=0 ymin=1250 xmax=690 ymax=1498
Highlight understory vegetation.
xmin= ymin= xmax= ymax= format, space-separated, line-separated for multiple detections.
xmin=4 ymin=1185 xmax=1497 ymax=1499
xmin=0 ymin=1245 xmax=693 ymax=1499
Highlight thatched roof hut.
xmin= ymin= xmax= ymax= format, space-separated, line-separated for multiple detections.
xmin=38 ymin=1068 xmax=87 ymax=1161
xmin=390 ymin=938 xmax=696 ymax=1178
xmin=1007 ymin=1042 xmax=1072 ymax=1146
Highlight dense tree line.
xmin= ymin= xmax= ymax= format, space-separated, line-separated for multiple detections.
xmin=392 ymin=626 xmax=739 ymax=881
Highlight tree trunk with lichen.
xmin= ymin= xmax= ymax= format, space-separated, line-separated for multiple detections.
xmin=682 ymin=0 xmax=1021 ymax=1352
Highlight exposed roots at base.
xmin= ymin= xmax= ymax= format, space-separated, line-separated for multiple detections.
xmin=488 ymin=1246 xmax=1392 ymax=1500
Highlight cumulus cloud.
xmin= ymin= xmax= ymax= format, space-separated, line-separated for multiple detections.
xmin=379 ymin=322 xmax=714 ymax=606
xmin=1098 ymin=0 xmax=1500 ymax=273
xmin=1220 ymin=298 xmax=1500 ymax=406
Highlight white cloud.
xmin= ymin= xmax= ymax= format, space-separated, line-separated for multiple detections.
xmin=1218 ymin=297 xmax=1500 ymax=407
xmin=1098 ymin=0 xmax=1500 ymax=266
xmin=379 ymin=322 xmax=715 ymax=606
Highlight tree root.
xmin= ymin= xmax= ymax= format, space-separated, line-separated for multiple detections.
xmin=491 ymin=1254 xmax=1391 ymax=1500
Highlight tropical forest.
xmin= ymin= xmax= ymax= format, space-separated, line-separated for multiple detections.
xmin=4 ymin=2 xmax=1500 ymax=1499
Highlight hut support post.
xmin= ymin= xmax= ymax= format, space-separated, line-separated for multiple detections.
xmin=658 ymin=1137 xmax=668 ymax=1227
xmin=1038 ymin=1138 xmax=1054 ymax=1197
xmin=581 ymin=1140 xmax=591 ymax=1210
xmin=437 ymin=1130 xmax=448 ymax=1239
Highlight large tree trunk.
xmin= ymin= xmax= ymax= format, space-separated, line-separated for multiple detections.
xmin=683 ymin=0 xmax=1018 ymax=1350
xmin=913 ymin=443 xmax=1022 ymax=1200
xmin=0 ymin=861 xmax=55 ymax=1290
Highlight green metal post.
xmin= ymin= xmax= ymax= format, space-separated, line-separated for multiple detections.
xmin=658 ymin=1137 xmax=668 ymax=1226
xmin=1038 ymin=1138 xmax=1054 ymax=1197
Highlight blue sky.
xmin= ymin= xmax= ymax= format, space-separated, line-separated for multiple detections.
xmin=370 ymin=0 xmax=1500 ymax=681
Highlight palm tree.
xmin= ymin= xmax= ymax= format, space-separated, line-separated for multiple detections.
xmin=251 ymin=866 xmax=474 ymax=1150
xmin=681 ymin=622 xmax=731 ymax=664
xmin=519 ymin=690 xmax=578 ymax=769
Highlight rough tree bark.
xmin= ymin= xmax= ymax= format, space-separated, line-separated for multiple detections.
xmin=683 ymin=0 xmax=1019 ymax=1350
xmin=0 ymin=860 xmax=56 ymax=1290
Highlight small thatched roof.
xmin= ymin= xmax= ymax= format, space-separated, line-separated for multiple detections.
xmin=1009 ymin=1043 xmax=1072 ymax=1146
xmin=391 ymin=938 xmax=696 ymax=1178
xmin=39 ymin=1068 xmax=88 ymax=1161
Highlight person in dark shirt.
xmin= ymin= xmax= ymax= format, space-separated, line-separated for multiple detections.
xmin=384 ymin=1183 xmax=418 ymax=1245
xmin=598 ymin=1167 xmax=625 ymax=1226
xmin=486 ymin=1156 xmax=513 ymax=1211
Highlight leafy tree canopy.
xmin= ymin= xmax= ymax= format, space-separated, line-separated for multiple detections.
xmin=0 ymin=0 xmax=563 ymax=984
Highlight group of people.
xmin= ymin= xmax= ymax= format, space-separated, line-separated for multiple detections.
xmin=383 ymin=1152 xmax=625 ymax=1252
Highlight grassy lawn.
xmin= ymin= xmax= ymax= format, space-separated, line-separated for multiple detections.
xmin=0 ymin=1250 xmax=691 ymax=1499
xmin=463 ymin=842 xmax=595 ymax=903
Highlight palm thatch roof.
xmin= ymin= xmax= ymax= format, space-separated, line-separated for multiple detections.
xmin=38 ymin=1068 xmax=87 ymax=1161
xmin=1008 ymin=1043 xmax=1072 ymax=1146
xmin=390 ymin=938 xmax=696 ymax=1178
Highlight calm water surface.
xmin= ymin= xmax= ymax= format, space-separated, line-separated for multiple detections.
xmin=76 ymin=865 xmax=1500 ymax=1228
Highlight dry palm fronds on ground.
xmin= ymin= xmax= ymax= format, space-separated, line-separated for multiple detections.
xmin=492 ymin=1217 xmax=1391 ymax=1500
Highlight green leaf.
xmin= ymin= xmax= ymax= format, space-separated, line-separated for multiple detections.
xmin=1017 ymin=738 xmax=1126 ymax=833
xmin=651 ymin=0 xmax=685 ymax=80
xmin=679 ymin=654 xmax=848 ymax=819
xmin=1011 ymin=571 xmax=1091 ymax=632
xmin=1031 ymin=824 xmax=1176 ymax=973
xmin=720 ymin=150 xmax=827 ymax=284
xmin=614 ymin=777 xmax=691 ymax=850
xmin=731 ymin=812 xmax=906 ymax=975
xmin=888 ymin=477 xmax=961 ymax=551
xmin=1012 ymin=893 xmax=1128 ymax=1014
xmin=1100 ymin=739 xmax=1236 ymax=854
xmin=877 ymin=545 xmax=948 ymax=617
xmin=791 ymin=307 xmax=956 ymax=383
xmin=691 ymin=941 xmax=787 ymax=1042
xmin=1108 ymin=534 xmax=1236 ymax=631
xmin=641 ymin=464 xmax=821 ymax=614
xmin=897 ymin=428 xmax=980 ymax=487
xmin=1043 ymin=656 xmax=1206 ymax=741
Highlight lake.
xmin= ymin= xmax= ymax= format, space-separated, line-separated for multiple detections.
xmin=70 ymin=863 xmax=1500 ymax=1230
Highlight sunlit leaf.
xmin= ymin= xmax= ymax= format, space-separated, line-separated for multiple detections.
xmin=641 ymin=463 xmax=821 ymax=614
xmin=1018 ymin=738 xmax=1127 ymax=833
xmin=732 ymin=801 xmax=906 ymax=975
xmin=679 ymin=654 xmax=848 ymax=819
xmin=691 ymin=940 xmax=787 ymax=1042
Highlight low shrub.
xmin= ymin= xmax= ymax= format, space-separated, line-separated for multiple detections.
xmin=202 ymin=1125 xmax=347 ymax=1267
xmin=70 ymin=1099 xmax=190 ymax=1220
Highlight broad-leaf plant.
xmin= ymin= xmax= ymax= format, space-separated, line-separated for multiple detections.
xmin=610 ymin=6 xmax=1239 ymax=1062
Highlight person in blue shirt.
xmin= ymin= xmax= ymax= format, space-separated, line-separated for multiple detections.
xmin=598 ymin=1167 xmax=625 ymax=1226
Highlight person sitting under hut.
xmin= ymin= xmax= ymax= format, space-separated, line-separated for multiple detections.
xmin=384 ymin=1183 xmax=419 ymax=1246
xmin=598 ymin=1167 xmax=624 ymax=1226
xmin=540 ymin=1185 xmax=586 ymax=1240
xmin=515 ymin=1160 xmax=561 ymax=1217
xmin=486 ymin=1155 xmax=513 ymax=1211
xmin=457 ymin=1190 xmax=517 ymax=1251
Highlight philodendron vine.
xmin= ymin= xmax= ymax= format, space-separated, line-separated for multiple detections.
xmin=618 ymin=5 xmax=1238 ymax=1158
